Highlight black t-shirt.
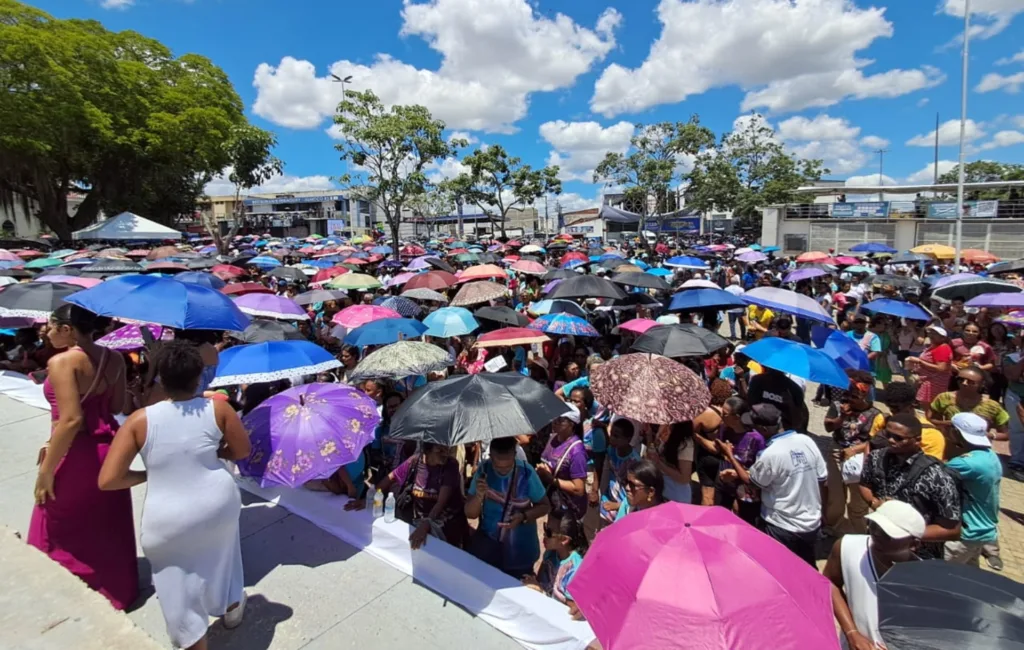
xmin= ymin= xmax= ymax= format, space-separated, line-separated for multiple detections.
xmin=747 ymin=372 xmax=809 ymax=432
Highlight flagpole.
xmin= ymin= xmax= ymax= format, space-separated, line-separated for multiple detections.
xmin=953 ymin=0 xmax=970 ymax=271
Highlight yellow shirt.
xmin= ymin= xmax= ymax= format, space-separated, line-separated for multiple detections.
xmin=747 ymin=305 xmax=775 ymax=338
xmin=918 ymin=415 xmax=946 ymax=460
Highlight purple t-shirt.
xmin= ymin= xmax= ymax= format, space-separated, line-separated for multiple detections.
xmin=541 ymin=435 xmax=588 ymax=515
xmin=391 ymin=456 xmax=464 ymax=520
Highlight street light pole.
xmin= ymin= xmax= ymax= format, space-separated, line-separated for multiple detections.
xmin=874 ymin=148 xmax=889 ymax=202
xmin=331 ymin=73 xmax=353 ymax=103
xmin=954 ymin=0 xmax=970 ymax=271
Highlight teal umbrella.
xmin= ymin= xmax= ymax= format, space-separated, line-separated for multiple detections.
xmin=24 ymin=258 xmax=64 ymax=269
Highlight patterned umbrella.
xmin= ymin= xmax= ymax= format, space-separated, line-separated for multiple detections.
xmin=527 ymin=299 xmax=587 ymax=318
xmin=211 ymin=340 xmax=341 ymax=387
xmin=379 ymin=296 xmax=421 ymax=317
xmin=97 ymin=324 xmax=172 ymax=351
xmin=451 ymin=281 xmax=509 ymax=307
xmin=349 ymin=341 xmax=449 ymax=380
xmin=591 ymin=353 xmax=711 ymax=424
xmin=234 ymin=294 xmax=309 ymax=321
xmin=528 ymin=313 xmax=599 ymax=337
xmin=236 ymin=383 xmax=381 ymax=488
xmin=400 ymin=287 xmax=448 ymax=303
xmin=475 ymin=327 xmax=549 ymax=348
xmin=404 ymin=271 xmax=458 ymax=291
xmin=332 ymin=304 xmax=402 ymax=329
xmin=0 ymin=282 xmax=82 ymax=318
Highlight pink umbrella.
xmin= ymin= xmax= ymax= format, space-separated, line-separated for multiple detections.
xmin=510 ymin=260 xmax=547 ymax=275
xmin=459 ymin=264 xmax=507 ymax=282
xmin=614 ymin=318 xmax=659 ymax=335
xmin=475 ymin=327 xmax=549 ymax=348
xmin=832 ymin=256 xmax=861 ymax=266
xmin=332 ymin=304 xmax=401 ymax=329
xmin=32 ymin=276 xmax=102 ymax=288
xmin=0 ymin=250 xmax=22 ymax=263
xmin=571 ymin=503 xmax=839 ymax=650
xmin=97 ymin=324 xmax=173 ymax=351
xmin=385 ymin=272 xmax=417 ymax=288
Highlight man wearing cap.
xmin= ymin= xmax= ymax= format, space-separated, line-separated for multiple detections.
xmin=823 ymin=501 xmax=926 ymax=650
xmin=846 ymin=314 xmax=882 ymax=365
xmin=944 ymin=412 xmax=1002 ymax=567
xmin=720 ymin=404 xmax=827 ymax=566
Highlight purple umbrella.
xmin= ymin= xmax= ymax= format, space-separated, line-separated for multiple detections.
xmin=97 ymin=324 xmax=171 ymax=351
xmin=237 ymin=383 xmax=381 ymax=488
xmin=783 ymin=267 xmax=828 ymax=283
xmin=234 ymin=293 xmax=309 ymax=321
xmin=405 ymin=256 xmax=434 ymax=271
xmin=743 ymin=287 xmax=835 ymax=325
xmin=543 ymin=278 xmax=565 ymax=294
xmin=931 ymin=273 xmax=978 ymax=289
xmin=966 ymin=293 xmax=1024 ymax=309
xmin=736 ymin=252 xmax=768 ymax=263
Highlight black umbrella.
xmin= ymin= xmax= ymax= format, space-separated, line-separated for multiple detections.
xmin=474 ymin=306 xmax=530 ymax=327
xmin=890 ymin=251 xmax=933 ymax=265
xmin=631 ymin=324 xmax=729 ymax=358
xmin=610 ymin=272 xmax=670 ymax=291
xmin=548 ymin=275 xmax=627 ymax=300
xmin=596 ymin=258 xmax=624 ymax=270
xmin=426 ymin=257 xmax=456 ymax=274
xmin=269 ymin=266 xmax=307 ymax=283
xmin=0 ymin=268 xmax=35 ymax=279
xmin=477 ymin=253 xmax=499 ymax=264
xmin=519 ymin=254 xmax=542 ymax=263
xmin=543 ymin=269 xmax=579 ymax=281
xmin=37 ymin=266 xmax=83 ymax=277
xmin=230 ymin=254 xmax=255 ymax=267
xmin=292 ymin=289 xmax=348 ymax=306
xmin=81 ymin=259 xmax=143 ymax=275
xmin=611 ymin=293 xmax=662 ymax=309
xmin=229 ymin=320 xmax=305 ymax=343
xmin=869 ymin=274 xmax=923 ymax=290
xmin=388 ymin=373 xmax=571 ymax=445
xmin=932 ymin=278 xmax=1023 ymax=302
xmin=988 ymin=260 xmax=1024 ymax=275
xmin=0 ymin=282 xmax=82 ymax=318
xmin=186 ymin=258 xmax=219 ymax=270
xmin=879 ymin=559 xmax=1024 ymax=650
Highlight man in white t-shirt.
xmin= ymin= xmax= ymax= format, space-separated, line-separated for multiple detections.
xmin=721 ymin=403 xmax=827 ymax=566
xmin=724 ymin=276 xmax=746 ymax=339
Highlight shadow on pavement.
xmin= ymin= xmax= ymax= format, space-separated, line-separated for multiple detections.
xmin=206 ymin=594 xmax=293 ymax=650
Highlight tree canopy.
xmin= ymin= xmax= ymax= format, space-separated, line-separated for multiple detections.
xmin=0 ymin=0 xmax=245 ymax=238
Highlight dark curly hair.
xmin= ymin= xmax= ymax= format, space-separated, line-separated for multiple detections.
xmin=155 ymin=339 xmax=204 ymax=394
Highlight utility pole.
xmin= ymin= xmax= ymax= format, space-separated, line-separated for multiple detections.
xmin=933 ymin=112 xmax=940 ymax=185
xmin=874 ymin=148 xmax=889 ymax=202
xmin=954 ymin=0 xmax=971 ymax=271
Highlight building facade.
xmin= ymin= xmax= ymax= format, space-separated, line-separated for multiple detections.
xmin=0 ymin=191 xmax=96 ymax=238
xmin=197 ymin=190 xmax=380 ymax=239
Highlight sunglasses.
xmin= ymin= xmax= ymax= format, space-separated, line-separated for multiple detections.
xmin=885 ymin=430 xmax=914 ymax=442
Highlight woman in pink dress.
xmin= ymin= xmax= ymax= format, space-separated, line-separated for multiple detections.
xmin=29 ymin=304 xmax=139 ymax=610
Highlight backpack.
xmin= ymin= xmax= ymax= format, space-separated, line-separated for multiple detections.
xmin=893 ymin=451 xmax=964 ymax=520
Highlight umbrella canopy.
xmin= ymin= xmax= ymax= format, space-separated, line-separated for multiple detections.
xmin=459 ymin=264 xmax=507 ymax=283
xmin=862 ymin=298 xmax=931 ymax=321
xmin=451 ymin=281 xmax=509 ymax=307
xmin=528 ymin=313 xmax=599 ymax=337
xmin=292 ymin=289 xmax=348 ymax=306
xmin=933 ymin=278 xmax=1022 ymax=302
xmin=326 ymin=273 xmax=382 ymax=291
xmin=664 ymin=256 xmax=708 ymax=269
xmin=423 ymin=307 xmax=479 ymax=337
xmin=248 ymin=256 xmax=283 ymax=269
xmin=850 ymin=242 xmax=897 ymax=254
xmin=67 ymin=275 xmax=250 ymax=330
xmin=735 ymin=251 xmax=768 ymax=263
xmin=890 ymin=251 xmax=933 ymax=264
xmin=174 ymin=271 xmax=226 ymax=290
xmin=379 ymin=296 xmax=421 ymax=317
xmin=232 ymin=320 xmax=305 ymax=343
xmin=404 ymin=270 xmax=458 ymax=291
xmin=234 ymin=294 xmax=309 ymax=321
xmin=147 ymin=246 xmax=180 ymax=261
xmin=142 ymin=261 xmax=188 ymax=274
xmin=527 ymin=299 xmax=587 ymax=318
xmin=931 ymin=272 xmax=979 ymax=289
xmin=344 ymin=317 xmax=427 ymax=347
xmin=476 ymin=327 xmax=549 ymax=348
xmin=332 ymin=304 xmax=402 ymax=329
xmin=31 ymin=275 xmax=101 ymax=288
xmin=547 ymin=275 xmax=627 ymax=300
xmin=632 ymin=323 xmax=730 ymax=357
xmin=988 ymin=259 xmax=1024 ymax=275
xmin=0 ymin=282 xmax=82 ymax=318
xmin=211 ymin=264 xmax=246 ymax=278
xmin=783 ymin=267 xmax=828 ymax=283
xmin=97 ymin=324 xmax=170 ymax=351
xmin=312 ymin=266 xmax=349 ymax=283
xmin=269 ymin=266 xmax=308 ymax=283
xmin=425 ymin=257 xmax=456 ymax=273
xmin=474 ymin=306 xmax=530 ymax=327
xmin=610 ymin=272 xmax=670 ymax=291
xmin=571 ymin=503 xmax=839 ymax=650
xmin=23 ymin=257 xmax=63 ymax=269
xmin=742 ymin=286 xmax=835 ymax=325
xmin=591 ymin=353 xmax=710 ymax=424
xmin=967 ymin=293 xmax=1024 ymax=309
xmin=400 ymin=287 xmax=448 ymax=303
xmin=80 ymin=259 xmax=144 ymax=276
xmin=221 ymin=282 xmax=273 ymax=297
xmin=544 ymin=268 xmax=580 ymax=281
xmin=796 ymin=251 xmax=831 ymax=263
xmin=869 ymin=274 xmax=923 ymax=290
xmin=236 ymin=383 xmax=380 ymax=488
xmin=911 ymin=244 xmax=956 ymax=259
xmin=612 ymin=318 xmax=659 ymax=335
xmin=810 ymin=325 xmax=871 ymax=371
xmin=668 ymin=288 xmax=746 ymax=312
xmin=211 ymin=340 xmax=342 ymax=387
xmin=679 ymin=279 xmax=719 ymax=290
xmin=878 ymin=560 xmax=1024 ymax=650
xmin=388 ymin=373 xmax=571 ymax=446
xmin=186 ymin=258 xmax=219 ymax=270
xmin=349 ymin=341 xmax=449 ymax=381
xmin=510 ymin=260 xmax=547 ymax=275
xmin=740 ymin=337 xmax=849 ymax=388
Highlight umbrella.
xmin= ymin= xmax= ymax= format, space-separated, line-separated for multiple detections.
xmin=810 ymin=325 xmax=871 ymax=372
xmin=850 ymin=242 xmax=897 ymax=254
xmin=740 ymin=337 xmax=849 ymax=388
xmin=664 ymin=256 xmax=709 ymax=270
xmin=890 ymin=251 xmax=933 ymax=265
xmin=460 ymin=264 xmax=507 ymax=283
xmin=869 ymin=274 xmax=923 ymax=290
xmin=862 ymin=298 xmax=931 ymax=321
xmin=632 ymin=323 xmax=730 ymax=357
xmin=269 ymin=267 xmax=308 ymax=283
xmin=783 ymin=267 xmax=828 ymax=283
xmin=933 ymin=278 xmax=1022 ymax=302
xmin=248 ymin=256 xmax=283 ymax=269
xmin=349 ymin=341 xmax=449 ymax=381
xmin=97 ymin=324 xmax=171 ymax=351
xmin=31 ymin=275 xmax=101 ymax=288
xmin=23 ymin=257 xmax=63 ymax=269
xmin=613 ymin=293 xmax=662 ymax=310
xmin=425 ymin=257 xmax=456 ymax=273
xmin=833 ymin=256 xmax=862 ymax=266
xmin=571 ymin=503 xmax=839 ymax=650
xmin=679 ymin=279 xmax=720 ymax=290
xmin=210 ymin=340 xmax=342 ymax=387
xmin=519 ymin=244 xmax=545 ymax=254
xmin=610 ymin=272 xmax=670 ymax=291
xmin=332 ymin=304 xmax=402 ymax=329
xmin=142 ymin=262 xmax=189 ymax=274
xmin=591 ymin=353 xmax=710 ymax=424
xmin=612 ymin=318 xmax=659 ymax=335
xmin=232 ymin=320 xmax=305 ymax=343
xmin=878 ymin=560 xmax=1024 ymax=650
xmin=66 ymin=275 xmax=250 ymax=331
xmin=312 ymin=266 xmax=349 ymax=283
xmin=175 ymin=272 xmax=226 ymax=290
xmin=236 ymin=383 xmax=380 ymax=488
xmin=742 ymin=286 xmax=835 ymax=325
xmin=423 ymin=307 xmax=479 ymax=337
xmin=344 ymin=318 xmax=428 ymax=347
xmin=326 ymin=273 xmax=382 ymax=291
xmin=547 ymin=275 xmax=626 ymax=301
xmin=667 ymin=288 xmax=746 ymax=312
xmin=796 ymin=251 xmax=831 ymax=263
xmin=613 ymin=264 xmax=644 ymax=274
xmin=911 ymin=244 xmax=956 ymax=259
xmin=404 ymin=270 xmax=458 ymax=291
xmin=528 ymin=313 xmax=599 ymax=337
xmin=387 ymin=373 xmax=570 ymax=446
xmin=735 ymin=251 xmax=768 ymax=263
xmin=186 ymin=258 xmax=219 ymax=270
xmin=379 ymin=296 xmax=421 ymax=317
xmin=145 ymin=246 xmax=179 ymax=261
xmin=0 ymin=269 xmax=33 ymax=279
xmin=474 ymin=306 xmax=529 ymax=327
xmin=560 ymin=252 xmax=588 ymax=266
xmin=527 ymin=299 xmax=587 ymax=318
xmin=0 ymin=282 xmax=82 ymax=318
xmin=234 ymin=294 xmax=309 ymax=321
xmin=221 ymin=282 xmax=273 ymax=297
xmin=292 ymin=289 xmax=348 ymax=306
xmin=543 ymin=269 xmax=579 ymax=281
xmin=966 ymin=293 xmax=1024 ymax=309
xmin=510 ymin=260 xmax=547 ymax=275
xmin=451 ymin=281 xmax=508 ymax=307
xmin=475 ymin=327 xmax=549 ymax=348
xmin=931 ymin=272 xmax=979 ymax=289
xmin=988 ymin=259 xmax=1024 ymax=275
xmin=211 ymin=264 xmax=246 ymax=278
xmin=80 ymin=259 xmax=144 ymax=276
xmin=0 ymin=250 xmax=20 ymax=263
xmin=400 ymin=287 xmax=448 ymax=303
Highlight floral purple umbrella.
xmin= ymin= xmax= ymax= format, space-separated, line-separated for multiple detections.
xmin=234 ymin=293 xmax=309 ymax=321
xmin=97 ymin=324 xmax=172 ymax=351
xmin=237 ymin=383 xmax=381 ymax=488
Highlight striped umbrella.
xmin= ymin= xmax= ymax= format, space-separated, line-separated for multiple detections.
xmin=475 ymin=327 xmax=550 ymax=348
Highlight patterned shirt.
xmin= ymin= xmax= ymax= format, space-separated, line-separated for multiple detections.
xmin=860 ymin=450 xmax=961 ymax=525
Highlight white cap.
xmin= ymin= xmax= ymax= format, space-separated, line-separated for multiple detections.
xmin=926 ymin=324 xmax=948 ymax=338
xmin=561 ymin=403 xmax=581 ymax=424
xmin=952 ymin=412 xmax=992 ymax=448
xmin=865 ymin=500 xmax=927 ymax=540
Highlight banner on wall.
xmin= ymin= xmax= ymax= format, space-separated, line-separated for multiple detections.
xmin=643 ymin=216 xmax=701 ymax=233
xmin=926 ymin=200 xmax=999 ymax=219
xmin=326 ymin=219 xmax=346 ymax=234
xmin=831 ymin=202 xmax=890 ymax=218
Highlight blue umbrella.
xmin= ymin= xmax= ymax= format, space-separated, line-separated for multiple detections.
xmin=749 ymin=244 xmax=762 ymax=251
xmin=741 ymin=337 xmax=850 ymax=388
xmin=370 ymin=246 xmax=393 ymax=255
xmin=345 ymin=318 xmax=427 ymax=347
xmin=646 ymin=268 xmax=672 ymax=277
xmin=862 ymin=299 xmax=931 ymax=321
xmin=665 ymin=256 xmax=708 ymax=270
xmin=763 ymin=246 xmax=781 ymax=253
xmin=527 ymin=313 xmax=600 ymax=337
xmin=380 ymin=296 xmax=422 ymax=317
xmin=66 ymin=274 xmax=250 ymax=330
xmin=249 ymin=256 xmax=282 ymax=269
xmin=561 ymin=260 xmax=587 ymax=270
xmin=175 ymin=271 xmax=226 ymax=290
xmin=423 ymin=307 xmax=479 ymax=337
xmin=210 ymin=341 xmax=342 ymax=387
xmin=632 ymin=260 xmax=650 ymax=270
xmin=599 ymin=252 xmax=625 ymax=261
xmin=301 ymin=259 xmax=334 ymax=269
xmin=742 ymin=286 xmax=834 ymax=325
xmin=667 ymin=288 xmax=746 ymax=312
xmin=811 ymin=325 xmax=871 ymax=372
xmin=850 ymin=243 xmax=897 ymax=254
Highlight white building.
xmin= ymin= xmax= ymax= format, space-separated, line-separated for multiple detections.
xmin=0 ymin=192 xmax=95 ymax=238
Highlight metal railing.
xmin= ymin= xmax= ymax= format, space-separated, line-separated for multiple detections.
xmin=782 ymin=198 xmax=1024 ymax=220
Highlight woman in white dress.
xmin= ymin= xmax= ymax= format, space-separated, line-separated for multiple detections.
xmin=100 ymin=340 xmax=251 ymax=650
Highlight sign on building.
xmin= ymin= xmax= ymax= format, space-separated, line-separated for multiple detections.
xmin=326 ymin=219 xmax=346 ymax=234
xmin=643 ymin=216 xmax=701 ymax=232
xmin=831 ymin=202 xmax=890 ymax=218
xmin=926 ymin=200 xmax=999 ymax=219
xmin=566 ymin=225 xmax=594 ymax=234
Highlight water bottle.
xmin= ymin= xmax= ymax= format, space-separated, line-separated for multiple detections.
xmin=384 ymin=493 xmax=396 ymax=523
xmin=372 ymin=489 xmax=384 ymax=518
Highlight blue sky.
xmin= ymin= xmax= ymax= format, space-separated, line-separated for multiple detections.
xmin=34 ymin=0 xmax=1024 ymax=209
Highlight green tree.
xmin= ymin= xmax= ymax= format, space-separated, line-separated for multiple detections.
xmin=405 ymin=182 xmax=457 ymax=239
xmin=593 ymin=118 xmax=715 ymax=235
xmin=937 ymin=161 xmax=1024 ymax=199
xmin=451 ymin=145 xmax=561 ymax=240
xmin=686 ymin=114 xmax=827 ymax=228
xmin=332 ymin=90 xmax=456 ymax=256
xmin=0 ymin=0 xmax=245 ymax=240
xmin=202 ymin=125 xmax=283 ymax=253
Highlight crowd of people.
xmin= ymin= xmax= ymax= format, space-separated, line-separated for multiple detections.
xmin=6 ymin=232 xmax=1019 ymax=650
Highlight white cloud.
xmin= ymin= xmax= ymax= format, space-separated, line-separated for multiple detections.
xmin=100 ymin=0 xmax=133 ymax=8
xmin=846 ymin=173 xmax=898 ymax=187
xmin=1016 ymin=115 xmax=1024 ymax=129
xmin=978 ymin=130 xmax=1024 ymax=150
xmin=976 ymin=71 xmax=1024 ymax=93
xmin=590 ymin=0 xmax=941 ymax=117
xmin=539 ymin=120 xmax=635 ymax=182
xmin=773 ymin=114 xmax=877 ymax=175
xmin=905 ymin=160 xmax=958 ymax=184
xmin=996 ymin=49 xmax=1024 ymax=65
xmin=906 ymin=118 xmax=986 ymax=146
xmin=941 ymin=0 xmax=1024 ymax=40
xmin=424 ymin=157 xmax=470 ymax=183
xmin=777 ymin=115 xmax=859 ymax=141
xmin=204 ymin=168 xmax=336 ymax=197
xmin=860 ymin=135 xmax=890 ymax=149
xmin=556 ymin=192 xmax=601 ymax=213
xmin=917 ymin=97 xmax=930 ymax=107
xmin=253 ymin=0 xmax=621 ymax=134
xmin=447 ymin=131 xmax=478 ymax=147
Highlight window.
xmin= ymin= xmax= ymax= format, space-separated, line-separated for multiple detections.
xmin=810 ymin=222 xmax=896 ymax=252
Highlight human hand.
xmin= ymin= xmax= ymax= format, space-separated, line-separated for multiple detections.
xmin=588 ymin=489 xmax=600 ymax=506
xmin=344 ymin=498 xmax=366 ymax=511
xmin=498 ymin=512 xmax=525 ymax=531
xmin=34 ymin=470 xmax=55 ymax=505
xmin=845 ymin=630 xmax=883 ymax=650
xmin=535 ymin=464 xmax=552 ymax=482
xmin=409 ymin=522 xmax=430 ymax=550
xmin=719 ymin=469 xmax=738 ymax=483
xmin=716 ymin=439 xmax=734 ymax=457
xmin=842 ymin=446 xmax=860 ymax=461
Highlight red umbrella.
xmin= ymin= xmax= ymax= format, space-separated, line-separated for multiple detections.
xmin=404 ymin=271 xmax=458 ymax=291
xmin=506 ymin=240 xmax=523 ymax=247
xmin=655 ymin=243 xmax=670 ymax=255
xmin=342 ymin=257 xmax=368 ymax=265
xmin=222 ymin=282 xmax=273 ymax=297
xmin=504 ymin=254 xmax=520 ymax=263
xmin=400 ymin=244 xmax=426 ymax=257
xmin=449 ymin=248 xmax=469 ymax=255
xmin=832 ymin=256 xmax=861 ymax=266
xmin=475 ymin=327 xmax=549 ymax=348
xmin=313 ymin=266 xmax=349 ymax=283
xmin=298 ymin=246 xmax=317 ymax=255
xmin=212 ymin=264 xmax=246 ymax=278
xmin=366 ymin=254 xmax=384 ymax=263
xmin=560 ymin=251 xmax=588 ymax=265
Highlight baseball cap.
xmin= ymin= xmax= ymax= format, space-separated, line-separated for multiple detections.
xmin=741 ymin=403 xmax=782 ymax=429
xmin=560 ymin=403 xmax=581 ymax=424
xmin=926 ymin=324 xmax=948 ymax=337
xmin=952 ymin=412 xmax=992 ymax=448
xmin=865 ymin=500 xmax=927 ymax=540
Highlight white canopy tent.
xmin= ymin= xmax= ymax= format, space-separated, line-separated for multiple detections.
xmin=71 ymin=211 xmax=183 ymax=241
